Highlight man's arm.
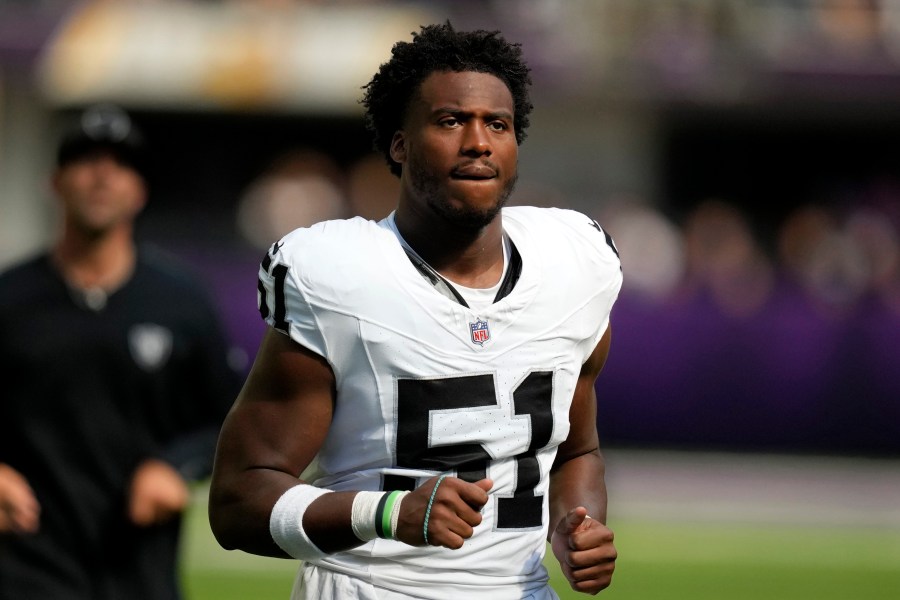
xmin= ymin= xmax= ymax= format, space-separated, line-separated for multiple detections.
xmin=130 ymin=288 xmax=242 ymax=528
xmin=0 ymin=463 xmax=40 ymax=534
xmin=548 ymin=326 xmax=617 ymax=594
xmin=208 ymin=326 xmax=491 ymax=558
xmin=208 ymin=326 xmax=341 ymax=557
xmin=128 ymin=459 xmax=190 ymax=527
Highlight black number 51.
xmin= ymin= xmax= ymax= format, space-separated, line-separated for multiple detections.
xmin=388 ymin=372 xmax=554 ymax=530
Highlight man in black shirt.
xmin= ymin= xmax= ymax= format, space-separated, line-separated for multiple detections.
xmin=0 ymin=105 xmax=240 ymax=600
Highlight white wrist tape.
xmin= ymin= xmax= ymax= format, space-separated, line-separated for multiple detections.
xmin=350 ymin=491 xmax=385 ymax=542
xmin=269 ymin=484 xmax=332 ymax=561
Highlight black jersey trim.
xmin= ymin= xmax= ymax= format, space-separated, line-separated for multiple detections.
xmin=402 ymin=249 xmax=471 ymax=307
xmin=493 ymin=237 xmax=521 ymax=303
xmin=603 ymin=229 xmax=620 ymax=259
xmin=402 ymin=234 xmax=521 ymax=308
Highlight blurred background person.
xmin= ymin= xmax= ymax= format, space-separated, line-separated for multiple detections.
xmin=345 ymin=153 xmax=401 ymax=221
xmin=680 ymin=199 xmax=776 ymax=318
xmin=0 ymin=104 xmax=240 ymax=600
xmin=236 ymin=148 xmax=348 ymax=251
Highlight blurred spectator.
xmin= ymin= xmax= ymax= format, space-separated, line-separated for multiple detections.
xmin=506 ymin=178 xmax=569 ymax=209
xmin=236 ymin=148 xmax=347 ymax=250
xmin=813 ymin=0 xmax=884 ymax=58
xmin=681 ymin=199 xmax=775 ymax=317
xmin=845 ymin=206 xmax=900 ymax=295
xmin=635 ymin=0 xmax=717 ymax=88
xmin=0 ymin=104 xmax=240 ymax=600
xmin=777 ymin=203 xmax=898 ymax=315
xmin=878 ymin=254 xmax=900 ymax=315
xmin=598 ymin=200 xmax=686 ymax=302
xmin=346 ymin=153 xmax=400 ymax=220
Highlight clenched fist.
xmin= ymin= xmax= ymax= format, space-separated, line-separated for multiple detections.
xmin=551 ymin=507 xmax=617 ymax=594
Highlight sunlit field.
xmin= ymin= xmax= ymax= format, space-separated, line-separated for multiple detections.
xmin=182 ymin=451 xmax=900 ymax=600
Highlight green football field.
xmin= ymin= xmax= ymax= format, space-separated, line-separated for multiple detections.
xmin=180 ymin=451 xmax=900 ymax=599
xmin=181 ymin=515 xmax=900 ymax=600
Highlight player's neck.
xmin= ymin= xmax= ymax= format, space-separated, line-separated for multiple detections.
xmin=394 ymin=211 xmax=505 ymax=289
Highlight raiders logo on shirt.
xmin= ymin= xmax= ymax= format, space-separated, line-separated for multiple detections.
xmin=128 ymin=323 xmax=173 ymax=372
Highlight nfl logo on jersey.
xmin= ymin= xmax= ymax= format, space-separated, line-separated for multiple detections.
xmin=469 ymin=318 xmax=490 ymax=346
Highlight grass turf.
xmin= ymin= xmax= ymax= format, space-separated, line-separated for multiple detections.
xmin=181 ymin=501 xmax=900 ymax=600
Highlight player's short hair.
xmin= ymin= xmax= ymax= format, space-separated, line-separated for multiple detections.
xmin=361 ymin=21 xmax=534 ymax=177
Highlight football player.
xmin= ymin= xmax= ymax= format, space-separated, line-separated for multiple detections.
xmin=209 ymin=22 xmax=622 ymax=599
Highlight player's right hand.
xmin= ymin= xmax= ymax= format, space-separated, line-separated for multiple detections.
xmin=395 ymin=475 xmax=492 ymax=550
xmin=0 ymin=463 xmax=40 ymax=534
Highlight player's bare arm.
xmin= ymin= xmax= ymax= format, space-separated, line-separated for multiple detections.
xmin=209 ymin=327 xmax=491 ymax=557
xmin=548 ymin=326 xmax=618 ymax=594
xmin=209 ymin=326 xmax=339 ymax=557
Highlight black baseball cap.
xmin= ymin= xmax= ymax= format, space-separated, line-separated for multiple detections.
xmin=56 ymin=104 xmax=148 ymax=177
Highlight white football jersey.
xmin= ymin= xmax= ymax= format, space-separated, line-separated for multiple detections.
xmin=257 ymin=206 xmax=623 ymax=599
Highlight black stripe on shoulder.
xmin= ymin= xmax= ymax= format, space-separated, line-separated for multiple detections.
xmin=261 ymin=240 xmax=284 ymax=273
xmin=589 ymin=218 xmax=620 ymax=259
xmin=602 ymin=228 xmax=619 ymax=259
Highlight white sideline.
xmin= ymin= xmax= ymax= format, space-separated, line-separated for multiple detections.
xmin=604 ymin=448 xmax=900 ymax=529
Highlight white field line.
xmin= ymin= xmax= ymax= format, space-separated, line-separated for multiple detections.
xmin=604 ymin=449 xmax=900 ymax=530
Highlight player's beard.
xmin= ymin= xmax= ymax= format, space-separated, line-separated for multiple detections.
xmin=408 ymin=155 xmax=518 ymax=232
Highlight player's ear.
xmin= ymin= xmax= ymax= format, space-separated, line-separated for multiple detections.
xmin=389 ymin=131 xmax=407 ymax=164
